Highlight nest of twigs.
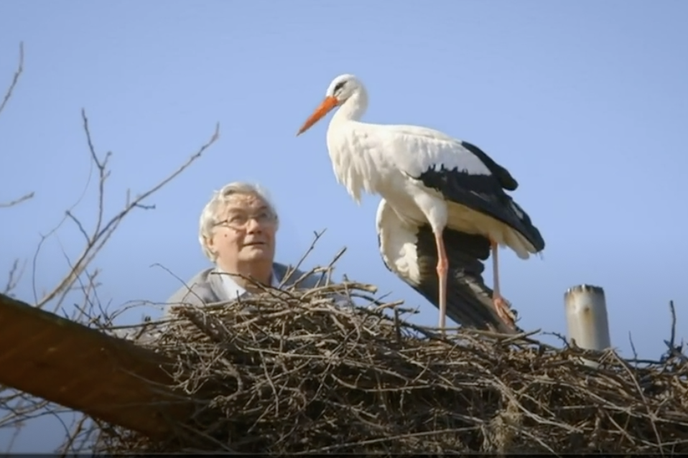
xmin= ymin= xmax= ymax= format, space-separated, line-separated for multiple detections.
xmin=94 ymin=279 xmax=688 ymax=455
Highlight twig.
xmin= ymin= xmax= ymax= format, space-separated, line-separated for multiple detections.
xmin=629 ymin=331 xmax=639 ymax=361
xmin=279 ymin=229 xmax=326 ymax=288
xmin=0 ymin=41 xmax=23 ymax=117
xmin=0 ymin=191 xmax=34 ymax=209
xmin=99 ymin=271 xmax=687 ymax=455
xmin=33 ymin=111 xmax=220 ymax=309
xmin=0 ymin=93 xmax=220 ymax=454
xmin=2 ymin=259 xmax=25 ymax=295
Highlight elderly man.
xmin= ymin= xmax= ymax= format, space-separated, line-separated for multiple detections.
xmin=167 ymin=181 xmax=326 ymax=311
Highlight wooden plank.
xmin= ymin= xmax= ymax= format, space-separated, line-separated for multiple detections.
xmin=0 ymin=293 xmax=194 ymax=439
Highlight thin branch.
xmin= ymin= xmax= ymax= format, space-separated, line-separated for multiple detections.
xmin=33 ymin=110 xmax=220 ymax=309
xmin=92 ymin=268 xmax=688 ymax=455
xmin=0 ymin=191 xmax=34 ymax=208
xmin=628 ymin=331 xmax=639 ymax=360
xmin=662 ymin=300 xmax=687 ymax=363
xmin=3 ymin=258 xmax=26 ymax=295
xmin=60 ymin=414 xmax=89 ymax=456
xmin=0 ymin=41 xmax=24 ymax=117
xmin=278 ymin=229 xmax=326 ymax=288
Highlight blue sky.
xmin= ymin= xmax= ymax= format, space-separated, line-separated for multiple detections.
xmin=1 ymin=0 xmax=687 ymax=452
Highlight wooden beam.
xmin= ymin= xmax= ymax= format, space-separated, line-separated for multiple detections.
xmin=0 ymin=293 xmax=194 ymax=439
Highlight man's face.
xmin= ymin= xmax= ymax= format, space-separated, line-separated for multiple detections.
xmin=207 ymin=193 xmax=277 ymax=268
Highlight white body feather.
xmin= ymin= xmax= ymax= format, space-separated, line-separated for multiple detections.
xmin=326 ymin=89 xmax=535 ymax=260
xmin=375 ymin=199 xmax=422 ymax=285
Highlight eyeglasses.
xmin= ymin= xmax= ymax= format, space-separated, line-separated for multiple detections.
xmin=216 ymin=210 xmax=276 ymax=229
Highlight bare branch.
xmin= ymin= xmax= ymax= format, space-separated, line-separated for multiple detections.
xmin=628 ymin=331 xmax=639 ymax=360
xmin=3 ymin=258 xmax=26 ymax=295
xmin=662 ymin=300 xmax=687 ymax=364
xmin=0 ymin=67 xmax=33 ymax=206
xmin=86 ymin=265 xmax=688 ymax=455
xmin=26 ymin=134 xmax=96 ymax=298
xmin=32 ymin=110 xmax=220 ymax=309
xmin=0 ymin=41 xmax=24 ymax=117
xmin=1 ymin=46 xmax=222 ymax=452
xmin=0 ymin=191 xmax=34 ymax=208
xmin=60 ymin=414 xmax=89 ymax=456
xmin=279 ymin=228 xmax=326 ymax=287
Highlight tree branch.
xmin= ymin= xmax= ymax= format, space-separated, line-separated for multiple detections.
xmin=0 ymin=41 xmax=23 ymax=118
xmin=0 ymin=192 xmax=34 ymax=208
xmin=31 ymin=110 xmax=219 ymax=309
xmin=0 ymin=43 xmax=221 ymax=453
xmin=0 ymin=41 xmax=34 ymax=209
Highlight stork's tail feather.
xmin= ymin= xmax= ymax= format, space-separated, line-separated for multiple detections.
xmin=506 ymin=198 xmax=545 ymax=254
xmin=443 ymin=260 xmax=520 ymax=335
xmin=413 ymin=227 xmax=522 ymax=334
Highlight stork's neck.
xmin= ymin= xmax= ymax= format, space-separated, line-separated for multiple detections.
xmin=332 ymin=88 xmax=368 ymax=125
xmin=326 ymin=86 xmax=390 ymax=205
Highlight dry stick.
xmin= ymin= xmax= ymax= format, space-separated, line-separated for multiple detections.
xmin=611 ymin=351 xmax=665 ymax=456
xmin=663 ymin=300 xmax=687 ymax=363
xmin=293 ymin=261 xmax=345 ymax=292
xmin=203 ymin=236 xmax=343 ymax=305
xmin=629 ymin=331 xmax=640 ymax=361
xmin=278 ymin=229 xmax=326 ymax=288
xmin=0 ymin=192 xmax=34 ymax=209
xmin=2 ymin=259 xmax=25 ymax=295
xmin=0 ymin=42 xmax=34 ymax=210
xmin=35 ymin=112 xmax=220 ymax=310
xmin=93 ymin=263 xmax=688 ymax=455
xmin=151 ymin=263 xmax=208 ymax=318
xmin=668 ymin=300 xmax=677 ymax=353
xmin=60 ymin=414 xmax=89 ymax=457
xmin=1 ymin=110 xmax=219 ymax=454
xmin=0 ymin=41 xmax=24 ymax=117
xmin=29 ymin=132 xmax=97 ymax=305
xmin=317 ymin=246 xmax=348 ymax=287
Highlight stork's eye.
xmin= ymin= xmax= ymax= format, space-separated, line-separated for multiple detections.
xmin=333 ymin=81 xmax=346 ymax=93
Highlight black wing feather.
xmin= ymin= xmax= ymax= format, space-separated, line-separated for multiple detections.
xmin=416 ymin=141 xmax=545 ymax=252
xmin=460 ymin=141 xmax=518 ymax=191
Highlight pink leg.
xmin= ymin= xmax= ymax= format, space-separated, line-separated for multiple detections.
xmin=490 ymin=240 xmax=516 ymax=330
xmin=434 ymin=230 xmax=449 ymax=333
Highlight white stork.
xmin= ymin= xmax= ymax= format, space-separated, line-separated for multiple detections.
xmin=296 ymin=73 xmax=545 ymax=333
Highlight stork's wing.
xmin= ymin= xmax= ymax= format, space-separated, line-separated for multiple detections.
xmin=376 ymin=199 xmax=520 ymax=334
xmin=459 ymin=140 xmax=518 ymax=191
xmin=418 ymin=163 xmax=545 ymax=253
xmin=376 ymin=123 xmax=518 ymax=190
xmin=365 ymin=123 xmax=544 ymax=252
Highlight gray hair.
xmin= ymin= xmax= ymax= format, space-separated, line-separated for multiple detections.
xmin=198 ymin=181 xmax=279 ymax=261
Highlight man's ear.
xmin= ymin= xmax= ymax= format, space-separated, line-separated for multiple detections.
xmin=204 ymin=235 xmax=216 ymax=255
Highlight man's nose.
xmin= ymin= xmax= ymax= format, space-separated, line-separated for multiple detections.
xmin=245 ymin=217 xmax=263 ymax=232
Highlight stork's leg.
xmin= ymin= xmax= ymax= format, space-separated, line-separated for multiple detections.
xmin=434 ymin=229 xmax=449 ymax=333
xmin=490 ymin=240 xmax=516 ymax=329
xmin=491 ymin=240 xmax=501 ymax=298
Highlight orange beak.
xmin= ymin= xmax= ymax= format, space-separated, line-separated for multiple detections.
xmin=296 ymin=95 xmax=339 ymax=136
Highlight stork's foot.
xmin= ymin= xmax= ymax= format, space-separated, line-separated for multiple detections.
xmin=493 ymin=294 xmax=517 ymax=330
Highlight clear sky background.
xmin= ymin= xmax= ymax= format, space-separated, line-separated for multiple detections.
xmin=1 ymin=0 xmax=687 ymax=452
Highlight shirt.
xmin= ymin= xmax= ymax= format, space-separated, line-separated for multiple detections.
xmin=219 ymin=267 xmax=279 ymax=300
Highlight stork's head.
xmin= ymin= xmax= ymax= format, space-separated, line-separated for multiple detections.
xmin=296 ymin=73 xmax=362 ymax=136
